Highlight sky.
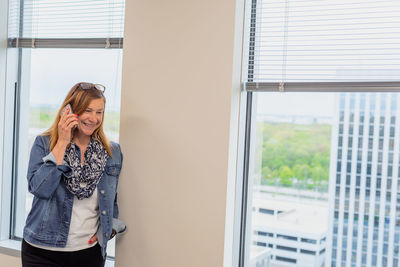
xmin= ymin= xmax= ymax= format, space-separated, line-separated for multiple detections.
xmin=256 ymin=92 xmax=337 ymax=117
xmin=27 ymin=49 xmax=123 ymax=112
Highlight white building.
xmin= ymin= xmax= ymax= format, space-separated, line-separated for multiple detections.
xmin=250 ymin=246 xmax=272 ymax=267
xmin=251 ymin=198 xmax=327 ymax=267
xmin=327 ymin=93 xmax=400 ymax=266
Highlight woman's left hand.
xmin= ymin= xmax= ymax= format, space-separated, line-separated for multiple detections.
xmin=89 ymin=234 xmax=98 ymax=244
xmin=110 ymin=229 xmax=116 ymax=239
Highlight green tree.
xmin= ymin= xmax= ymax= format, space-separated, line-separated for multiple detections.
xmin=293 ymin=164 xmax=310 ymax=182
xmin=260 ymin=122 xmax=331 ymax=191
xmin=279 ymin=166 xmax=293 ymax=186
xmin=311 ymin=166 xmax=325 ymax=185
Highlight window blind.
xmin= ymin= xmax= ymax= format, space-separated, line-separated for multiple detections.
xmin=8 ymin=0 xmax=125 ymax=39
xmin=246 ymin=0 xmax=400 ymax=84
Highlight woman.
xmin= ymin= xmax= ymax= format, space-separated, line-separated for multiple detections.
xmin=21 ymin=82 xmax=126 ymax=267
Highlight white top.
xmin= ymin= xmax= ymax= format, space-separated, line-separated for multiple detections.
xmin=28 ymin=188 xmax=100 ymax=251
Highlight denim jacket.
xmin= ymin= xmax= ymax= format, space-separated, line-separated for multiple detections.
xmin=23 ymin=135 xmax=126 ymax=258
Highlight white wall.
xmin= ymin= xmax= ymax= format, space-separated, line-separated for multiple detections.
xmin=116 ymin=0 xmax=242 ymax=266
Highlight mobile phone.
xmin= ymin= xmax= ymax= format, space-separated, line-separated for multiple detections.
xmin=60 ymin=104 xmax=78 ymax=130
xmin=60 ymin=104 xmax=73 ymax=117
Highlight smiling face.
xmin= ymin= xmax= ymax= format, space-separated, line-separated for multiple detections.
xmin=76 ymin=98 xmax=105 ymax=137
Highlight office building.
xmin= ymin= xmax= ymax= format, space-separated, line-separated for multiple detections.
xmin=327 ymin=93 xmax=400 ymax=266
xmin=250 ymin=246 xmax=272 ymax=267
xmin=252 ymin=198 xmax=327 ymax=267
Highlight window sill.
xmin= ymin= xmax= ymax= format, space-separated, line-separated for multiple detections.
xmin=0 ymin=239 xmax=21 ymax=257
xmin=0 ymin=239 xmax=115 ymax=266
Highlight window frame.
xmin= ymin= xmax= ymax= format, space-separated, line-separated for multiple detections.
xmin=0 ymin=0 xmax=22 ymax=257
xmin=0 ymin=0 xmax=124 ymax=263
xmin=237 ymin=1 xmax=400 ymax=267
xmin=239 ymin=89 xmax=400 ymax=267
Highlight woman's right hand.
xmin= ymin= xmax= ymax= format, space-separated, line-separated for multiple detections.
xmin=57 ymin=107 xmax=79 ymax=144
xmin=52 ymin=107 xmax=78 ymax=165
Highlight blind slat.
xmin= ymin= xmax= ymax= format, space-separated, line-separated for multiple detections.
xmin=247 ymin=0 xmax=400 ymax=83
xmin=8 ymin=0 xmax=125 ymax=39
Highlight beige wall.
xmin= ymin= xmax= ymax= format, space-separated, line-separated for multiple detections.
xmin=116 ymin=0 xmax=242 ymax=266
xmin=0 ymin=253 xmax=20 ymax=266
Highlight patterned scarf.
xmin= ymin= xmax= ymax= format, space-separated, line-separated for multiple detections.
xmin=63 ymin=138 xmax=108 ymax=200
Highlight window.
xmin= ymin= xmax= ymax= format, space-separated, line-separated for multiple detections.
xmin=258 ymin=208 xmax=274 ymax=215
xmin=300 ymin=249 xmax=316 ymax=255
xmin=254 ymin=241 xmax=266 ymax=247
xmin=301 ymin=238 xmax=317 ymax=244
xmin=276 ymin=245 xmax=296 ymax=252
xmin=255 ymin=231 xmax=273 ymax=237
xmin=275 ymin=256 xmax=296 ymax=264
xmin=276 ymin=234 xmax=297 ymax=241
xmin=238 ymin=1 xmax=400 ymax=267
xmin=2 ymin=0 xmax=125 ymax=262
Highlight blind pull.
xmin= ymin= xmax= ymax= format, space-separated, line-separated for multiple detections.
xmin=279 ymin=82 xmax=285 ymax=92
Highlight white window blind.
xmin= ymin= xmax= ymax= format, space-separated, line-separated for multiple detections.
xmin=247 ymin=0 xmax=400 ymax=83
xmin=8 ymin=0 xmax=125 ymax=39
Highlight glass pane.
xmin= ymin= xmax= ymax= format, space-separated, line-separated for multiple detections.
xmin=14 ymin=48 xmax=123 ymax=258
xmin=247 ymin=92 xmax=400 ymax=267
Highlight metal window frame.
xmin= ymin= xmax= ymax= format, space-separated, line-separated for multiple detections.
xmin=238 ymin=91 xmax=253 ymax=267
xmin=244 ymin=81 xmax=400 ymax=93
xmin=236 ymin=0 xmax=258 ymax=265
xmin=8 ymin=37 xmax=124 ymax=49
xmin=9 ymin=0 xmax=27 ymax=241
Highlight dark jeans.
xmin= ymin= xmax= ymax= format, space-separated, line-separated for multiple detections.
xmin=21 ymin=239 xmax=105 ymax=267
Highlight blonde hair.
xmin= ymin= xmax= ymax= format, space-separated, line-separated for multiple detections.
xmin=42 ymin=82 xmax=113 ymax=157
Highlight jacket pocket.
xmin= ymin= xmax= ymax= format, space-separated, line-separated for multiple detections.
xmin=105 ymin=164 xmax=121 ymax=177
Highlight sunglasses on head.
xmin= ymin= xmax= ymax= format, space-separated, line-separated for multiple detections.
xmin=77 ymin=82 xmax=106 ymax=93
